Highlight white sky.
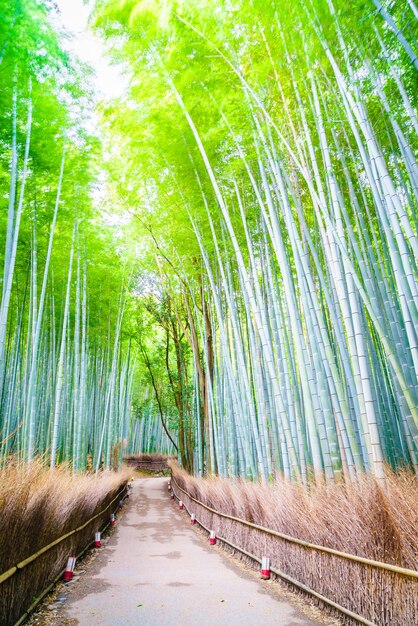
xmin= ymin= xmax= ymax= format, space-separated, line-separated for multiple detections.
xmin=53 ymin=0 xmax=127 ymax=100
xmin=52 ymin=0 xmax=132 ymax=229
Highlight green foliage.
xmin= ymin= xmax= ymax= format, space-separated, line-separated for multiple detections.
xmin=0 ymin=0 xmax=134 ymax=467
xmin=93 ymin=0 xmax=418 ymax=480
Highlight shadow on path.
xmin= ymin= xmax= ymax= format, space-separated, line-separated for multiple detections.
xmin=48 ymin=477 xmax=330 ymax=626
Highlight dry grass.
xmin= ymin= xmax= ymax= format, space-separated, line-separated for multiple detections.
xmin=170 ymin=463 xmax=417 ymax=626
xmin=124 ymin=452 xmax=176 ymax=464
xmin=124 ymin=453 xmax=175 ymax=476
xmin=0 ymin=459 xmax=130 ymax=626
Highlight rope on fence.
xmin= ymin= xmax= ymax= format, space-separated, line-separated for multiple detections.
xmin=170 ymin=477 xmax=379 ymax=626
xmin=0 ymin=483 xmax=128 ymax=585
xmin=12 ymin=508 xmax=120 ymax=626
xmin=171 ymin=475 xmax=418 ymax=579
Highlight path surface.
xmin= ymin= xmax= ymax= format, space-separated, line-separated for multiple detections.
xmin=57 ymin=477 xmax=321 ymax=626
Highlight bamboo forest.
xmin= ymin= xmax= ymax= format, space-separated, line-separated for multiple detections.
xmin=0 ymin=1 xmax=417 ymax=625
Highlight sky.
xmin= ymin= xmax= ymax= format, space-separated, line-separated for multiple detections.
xmin=53 ymin=0 xmax=127 ymax=100
xmin=53 ymin=0 xmax=131 ymax=227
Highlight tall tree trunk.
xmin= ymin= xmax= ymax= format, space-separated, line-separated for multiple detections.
xmin=183 ymin=292 xmax=211 ymax=474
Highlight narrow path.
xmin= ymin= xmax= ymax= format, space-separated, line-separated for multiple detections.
xmin=55 ymin=478 xmax=323 ymax=626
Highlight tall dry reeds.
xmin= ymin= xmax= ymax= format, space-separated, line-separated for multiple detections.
xmin=170 ymin=463 xmax=417 ymax=625
xmin=0 ymin=460 xmax=129 ymax=626
xmin=124 ymin=452 xmax=175 ymax=464
xmin=124 ymin=453 xmax=176 ymax=474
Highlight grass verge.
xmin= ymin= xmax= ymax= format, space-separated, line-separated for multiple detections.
xmin=170 ymin=463 xmax=417 ymax=626
xmin=0 ymin=459 xmax=129 ymax=626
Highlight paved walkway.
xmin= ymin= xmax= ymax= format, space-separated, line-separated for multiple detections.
xmin=56 ymin=477 xmax=321 ymax=626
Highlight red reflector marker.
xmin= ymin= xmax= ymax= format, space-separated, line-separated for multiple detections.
xmin=261 ymin=556 xmax=270 ymax=580
xmin=63 ymin=556 xmax=76 ymax=581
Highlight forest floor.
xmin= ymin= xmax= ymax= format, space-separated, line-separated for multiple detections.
xmin=30 ymin=477 xmax=340 ymax=626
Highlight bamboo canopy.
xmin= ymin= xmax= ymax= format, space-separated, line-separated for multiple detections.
xmin=0 ymin=0 xmax=417 ymax=482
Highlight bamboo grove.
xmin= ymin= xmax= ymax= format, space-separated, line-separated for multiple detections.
xmin=0 ymin=0 xmax=134 ymax=470
xmin=95 ymin=0 xmax=418 ymax=482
